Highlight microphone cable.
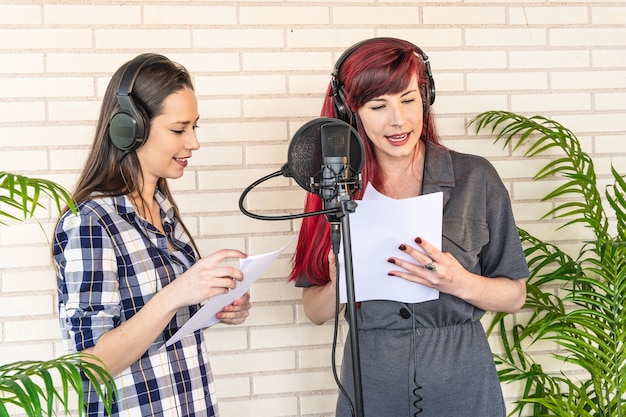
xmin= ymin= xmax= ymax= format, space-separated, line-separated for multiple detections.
xmin=330 ymin=242 xmax=356 ymax=417
xmin=411 ymin=303 xmax=424 ymax=415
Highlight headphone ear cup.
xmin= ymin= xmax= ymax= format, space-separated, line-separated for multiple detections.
xmin=421 ymin=83 xmax=435 ymax=114
xmin=423 ymin=60 xmax=436 ymax=110
xmin=108 ymin=93 xmax=150 ymax=151
xmin=109 ymin=111 xmax=137 ymax=151
xmin=420 ymin=73 xmax=436 ymax=114
xmin=108 ymin=53 xmax=168 ymax=152
xmin=427 ymin=75 xmax=436 ymax=107
xmin=333 ymin=85 xmax=354 ymax=125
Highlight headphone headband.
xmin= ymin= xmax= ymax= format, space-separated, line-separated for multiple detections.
xmin=109 ymin=53 xmax=170 ymax=152
xmin=331 ymin=38 xmax=436 ymax=125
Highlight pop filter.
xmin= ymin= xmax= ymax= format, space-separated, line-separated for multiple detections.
xmin=281 ymin=118 xmax=364 ymax=192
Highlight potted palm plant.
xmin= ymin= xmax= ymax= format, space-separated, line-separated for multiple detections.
xmin=469 ymin=111 xmax=626 ymax=416
xmin=0 ymin=172 xmax=114 ymax=417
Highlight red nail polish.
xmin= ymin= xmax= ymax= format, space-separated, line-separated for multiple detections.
xmin=399 ymin=244 xmax=406 ymax=251
xmin=387 ymin=258 xmax=396 ymax=264
xmin=415 ymin=237 xmax=422 ymax=244
xmin=387 ymin=272 xmax=395 ymax=276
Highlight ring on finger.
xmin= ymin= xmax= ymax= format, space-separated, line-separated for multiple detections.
xmin=424 ymin=262 xmax=436 ymax=272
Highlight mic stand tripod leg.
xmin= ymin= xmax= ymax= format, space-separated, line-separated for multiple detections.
xmin=337 ymin=200 xmax=364 ymax=417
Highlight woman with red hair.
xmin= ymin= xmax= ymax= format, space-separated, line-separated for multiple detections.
xmin=290 ymin=38 xmax=528 ymax=416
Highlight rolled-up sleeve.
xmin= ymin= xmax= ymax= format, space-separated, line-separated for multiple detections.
xmin=55 ymin=212 xmax=120 ymax=352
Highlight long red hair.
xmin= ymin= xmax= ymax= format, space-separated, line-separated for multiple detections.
xmin=289 ymin=38 xmax=440 ymax=285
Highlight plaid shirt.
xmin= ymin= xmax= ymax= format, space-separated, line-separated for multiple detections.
xmin=54 ymin=191 xmax=219 ymax=417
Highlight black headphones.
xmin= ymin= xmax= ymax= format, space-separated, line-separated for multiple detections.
xmin=331 ymin=38 xmax=436 ymax=125
xmin=108 ymin=53 xmax=170 ymax=152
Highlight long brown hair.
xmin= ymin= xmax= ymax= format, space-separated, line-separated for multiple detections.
xmin=59 ymin=55 xmax=199 ymax=255
xmin=290 ymin=38 xmax=441 ymax=285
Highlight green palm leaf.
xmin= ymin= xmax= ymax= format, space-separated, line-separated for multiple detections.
xmin=0 ymin=171 xmax=76 ymax=224
xmin=470 ymin=111 xmax=626 ymax=416
xmin=0 ymin=353 xmax=115 ymax=417
xmin=1 ymin=173 xmax=112 ymax=416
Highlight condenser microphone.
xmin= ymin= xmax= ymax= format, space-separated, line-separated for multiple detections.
xmin=315 ymin=122 xmax=354 ymax=223
xmin=319 ymin=122 xmax=351 ymax=201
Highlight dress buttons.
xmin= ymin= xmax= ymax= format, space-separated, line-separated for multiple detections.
xmin=399 ymin=307 xmax=411 ymax=319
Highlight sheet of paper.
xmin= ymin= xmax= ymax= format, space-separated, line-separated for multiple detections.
xmin=339 ymin=184 xmax=441 ymax=304
xmin=166 ymin=237 xmax=295 ymax=347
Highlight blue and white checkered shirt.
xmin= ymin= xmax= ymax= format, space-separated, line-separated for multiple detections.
xmin=54 ymin=191 xmax=219 ymax=417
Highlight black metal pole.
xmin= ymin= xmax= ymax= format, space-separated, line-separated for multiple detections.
xmin=338 ymin=200 xmax=364 ymax=417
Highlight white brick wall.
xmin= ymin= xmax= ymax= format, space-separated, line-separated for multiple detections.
xmin=1 ymin=1 xmax=625 ymax=416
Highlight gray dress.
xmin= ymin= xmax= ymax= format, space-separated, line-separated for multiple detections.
xmin=297 ymin=142 xmax=529 ymax=417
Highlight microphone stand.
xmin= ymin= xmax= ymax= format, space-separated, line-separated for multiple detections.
xmin=238 ymin=116 xmax=366 ymax=415
xmin=328 ymin=192 xmax=364 ymax=417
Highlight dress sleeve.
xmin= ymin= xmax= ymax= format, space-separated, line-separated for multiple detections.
xmin=54 ymin=211 xmax=120 ymax=352
xmin=481 ymin=163 xmax=530 ymax=280
xmin=294 ymin=273 xmax=317 ymax=288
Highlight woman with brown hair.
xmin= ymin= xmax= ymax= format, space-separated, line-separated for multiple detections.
xmin=53 ymin=54 xmax=250 ymax=417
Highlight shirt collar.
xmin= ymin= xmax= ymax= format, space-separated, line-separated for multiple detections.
xmin=423 ymin=140 xmax=456 ymax=193
xmin=112 ymin=189 xmax=174 ymax=223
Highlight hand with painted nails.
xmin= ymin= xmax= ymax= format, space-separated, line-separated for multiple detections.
xmin=388 ymin=236 xmax=526 ymax=314
xmin=387 ymin=236 xmax=469 ymax=297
